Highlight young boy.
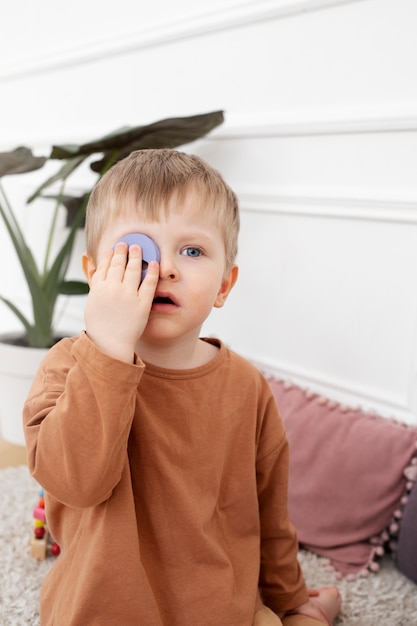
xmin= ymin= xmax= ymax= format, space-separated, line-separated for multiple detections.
xmin=24 ymin=149 xmax=341 ymax=625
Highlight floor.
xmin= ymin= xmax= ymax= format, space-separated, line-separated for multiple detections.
xmin=0 ymin=437 xmax=27 ymax=468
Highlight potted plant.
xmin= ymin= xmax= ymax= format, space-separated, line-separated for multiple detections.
xmin=0 ymin=110 xmax=224 ymax=444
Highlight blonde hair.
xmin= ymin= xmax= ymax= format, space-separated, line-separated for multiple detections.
xmin=85 ymin=149 xmax=240 ymax=271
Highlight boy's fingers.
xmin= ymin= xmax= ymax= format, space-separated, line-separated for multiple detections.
xmin=138 ymin=260 xmax=160 ymax=295
xmin=123 ymin=245 xmax=149 ymax=289
xmin=90 ymin=248 xmax=113 ymax=283
xmin=106 ymin=243 xmax=129 ymax=279
xmin=143 ymin=260 xmax=159 ymax=278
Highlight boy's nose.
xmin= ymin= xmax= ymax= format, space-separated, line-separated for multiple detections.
xmin=158 ymin=254 xmax=179 ymax=281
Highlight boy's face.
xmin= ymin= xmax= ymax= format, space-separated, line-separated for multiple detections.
xmin=84 ymin=192 xmax=238 ymax=347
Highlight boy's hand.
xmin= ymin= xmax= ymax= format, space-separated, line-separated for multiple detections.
xmin=84 ymin=243 xmax=159 ymax=362
xmin=288 ymin=599 xmax=331 ymax=626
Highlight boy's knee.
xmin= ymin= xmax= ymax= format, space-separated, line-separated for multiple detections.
xmin=253 ymin=605 xmax=283 ymax=626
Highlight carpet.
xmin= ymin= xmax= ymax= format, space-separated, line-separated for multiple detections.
xmin=1 ymin=466 xmax=416 ymax=626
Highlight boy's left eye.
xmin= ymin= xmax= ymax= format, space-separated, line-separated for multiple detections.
xmin=180 ymin=247 xmax=202 ymax=257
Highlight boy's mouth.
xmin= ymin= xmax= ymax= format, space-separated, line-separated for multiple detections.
xmin=152 ymin=293 xmax=178 ymax=307
xmin=153 ymin=296 xmax=175 ymax=305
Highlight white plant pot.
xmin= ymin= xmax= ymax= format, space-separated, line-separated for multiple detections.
xmin=0 ymin=336 xmax=48 ymax=446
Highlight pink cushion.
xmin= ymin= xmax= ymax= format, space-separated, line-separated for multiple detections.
xmin=268 ymin=378 xmax=417 ymax=577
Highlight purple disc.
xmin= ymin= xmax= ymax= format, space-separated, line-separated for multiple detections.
xmin=114 ymin=233 xmax=160 ymax=281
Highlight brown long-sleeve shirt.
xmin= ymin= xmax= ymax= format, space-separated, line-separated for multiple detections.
xmin=24 ymin=332 xmax=308 ymax=625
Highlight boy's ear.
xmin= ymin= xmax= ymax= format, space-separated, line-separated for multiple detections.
xmin=82 ymin=254 xmax=96 ymax=283
xmin=214 ymin=265 xmax=239 ymax=308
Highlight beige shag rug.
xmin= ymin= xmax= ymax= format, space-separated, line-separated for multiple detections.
xmin=1 ymin=466 xmax=416 ymax=626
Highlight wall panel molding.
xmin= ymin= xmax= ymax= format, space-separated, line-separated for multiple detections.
xmin=216 ymin=107 xmax=417 ymax=137
xmin=0 ymin=0 xmax=364 ymax=81
xmin=238 ymin=191 xmax=417 ymax=223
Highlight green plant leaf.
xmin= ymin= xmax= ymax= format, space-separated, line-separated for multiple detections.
xmin=50 ymin=126 xmax=132 ymax=160
xmin=0 ymin=294 xmax=33 ymax=334
xmin=27 ymin=155 xmax=86 ymax=203
xmin=50 ymin=111 xmax=225 ymax=173
xmin=43 ymin=199 xmax=87 ymax=302
xmin=59 ymin=280 xmax=89 ymax=295
xmin=0 ymin=147 xmax=46 ymax=177
xmin=41 ymin=192 xmax=89 ymax=227
xmin=0 ymin=189 xmax=43 ymax=291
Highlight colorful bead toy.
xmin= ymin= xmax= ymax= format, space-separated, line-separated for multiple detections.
xmin=30 ymin=488 xmax=60 ymax=561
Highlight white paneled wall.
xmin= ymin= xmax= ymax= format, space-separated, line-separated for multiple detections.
xmin=1 ymin=0 xmax=417 ymax=423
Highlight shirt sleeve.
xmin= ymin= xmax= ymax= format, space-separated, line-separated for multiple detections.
xmin=23 ymin=332 xmax=145 ymax=509
xmin=256 ymin=385 xmax=309 ymax=614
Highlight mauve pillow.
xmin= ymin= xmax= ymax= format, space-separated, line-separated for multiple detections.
xmin=268 ymin=378 xmax=417 ymax=577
